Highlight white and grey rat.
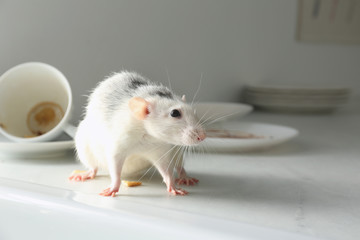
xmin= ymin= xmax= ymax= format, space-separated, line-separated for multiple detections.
xmin=69 ymin=71 xmax=206 ymax=197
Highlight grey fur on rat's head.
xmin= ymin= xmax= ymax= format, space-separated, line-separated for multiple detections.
xmin=142 ymin=95 xmax=206 ymax=146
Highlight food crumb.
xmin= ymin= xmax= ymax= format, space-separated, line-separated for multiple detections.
xmin=122 ymin=180 xmax=142 ymax=187
xmin=0 ymin=123 xmax=6 ymax=129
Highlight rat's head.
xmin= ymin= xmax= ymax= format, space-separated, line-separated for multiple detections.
xmin=129 ymin=95 xmax=206 ymax=146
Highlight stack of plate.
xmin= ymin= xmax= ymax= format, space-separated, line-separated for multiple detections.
xmin=243 ymin=85 xmax=350 ymax=113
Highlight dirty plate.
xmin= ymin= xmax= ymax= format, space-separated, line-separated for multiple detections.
xmin=197 ymin=122 xmax=298 ymax=153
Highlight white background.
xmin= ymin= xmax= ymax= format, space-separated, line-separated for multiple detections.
xmin=1 ymin=0 xmax=359 ymax=124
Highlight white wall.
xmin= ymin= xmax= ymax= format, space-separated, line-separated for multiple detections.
xmin=1 ymin=0 xmax=359 ymax=123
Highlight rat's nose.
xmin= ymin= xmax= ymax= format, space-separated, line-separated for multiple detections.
xmin=196 ymin=131 xmax=206 ymax=142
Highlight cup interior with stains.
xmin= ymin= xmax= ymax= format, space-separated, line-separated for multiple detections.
xmin=0 ymin=62 xmax=73 ymax=142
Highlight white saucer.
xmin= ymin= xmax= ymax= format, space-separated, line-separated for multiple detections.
xmin=0 ymin=133 xmax=74 ymax=159
xmin=197 ymin=121 xmax=298 ymax=153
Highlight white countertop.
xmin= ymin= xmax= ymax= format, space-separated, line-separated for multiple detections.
xmin=0 ymin=110 xmax=359 ymax=240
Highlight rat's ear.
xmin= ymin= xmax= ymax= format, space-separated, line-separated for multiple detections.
xmin=129 ymin=97 xmax=150 ymax=120
xmin=181 ymin=95 xmax=186 ymax=102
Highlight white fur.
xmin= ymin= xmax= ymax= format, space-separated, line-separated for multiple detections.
xmin=74 ymin=71 xmax=205 ymax=195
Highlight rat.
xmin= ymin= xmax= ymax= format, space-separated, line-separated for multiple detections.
xmin=69 ymin=71 xmax=206 ymax=197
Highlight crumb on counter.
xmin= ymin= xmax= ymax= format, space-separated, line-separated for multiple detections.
xmin=122 ymin=180 xmax=142 ymax=187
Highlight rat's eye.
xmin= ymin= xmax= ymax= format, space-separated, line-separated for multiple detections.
xmin=170 ymin=109 xmax=181 ymax=118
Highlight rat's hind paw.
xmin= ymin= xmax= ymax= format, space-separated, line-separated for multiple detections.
xmin=176 ymin=177 xmax=199 ymax=186
xmin=68 ymin=169 xmax=97 ymax=182
xmin=99 ymin=187 xmax=119 ymax=197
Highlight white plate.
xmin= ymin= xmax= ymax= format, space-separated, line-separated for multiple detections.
xmin=194 ymin=102 xmax=253 ymax=123
xmin=197 ymin=122 xmax=298 ymax=153
xmin=0 ymin=133 xmax=74 ymax=159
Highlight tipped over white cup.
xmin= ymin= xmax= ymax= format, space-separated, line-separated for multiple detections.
xmin=0 ymin=62 xmax=75 ymax=142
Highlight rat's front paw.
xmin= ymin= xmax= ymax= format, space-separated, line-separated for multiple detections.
xmin=176 ymin=177 xmax=199 ymax=186
xmin=99 ymin=187 xmax=119 ymax=197
xmin=168 ymin=186 xmax=188 ymax=196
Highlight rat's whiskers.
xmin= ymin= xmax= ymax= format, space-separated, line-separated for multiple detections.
xmin=165 ymin=68 xmax=172 ymax=91
xmin=137 ymin=145 xmax=177 ymax=182
xmin=191 ymin=72 xmax=203 ymax=106
xmin=203 ymin=110 xmax=244 ymax=126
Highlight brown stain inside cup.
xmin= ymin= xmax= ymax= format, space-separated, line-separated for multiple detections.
xmin=24 ymin=131 xmax=44 ymax=138
xmin=35 ymin=107 xmax=56 ymax=125
xmin=27 ymin=101 xmax=64 ymax=136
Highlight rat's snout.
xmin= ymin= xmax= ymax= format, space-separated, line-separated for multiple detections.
xmin=182 ymin=125 xmax=206 ymax=146
xmin=196 ymin=129 xmax=206 ymax=142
